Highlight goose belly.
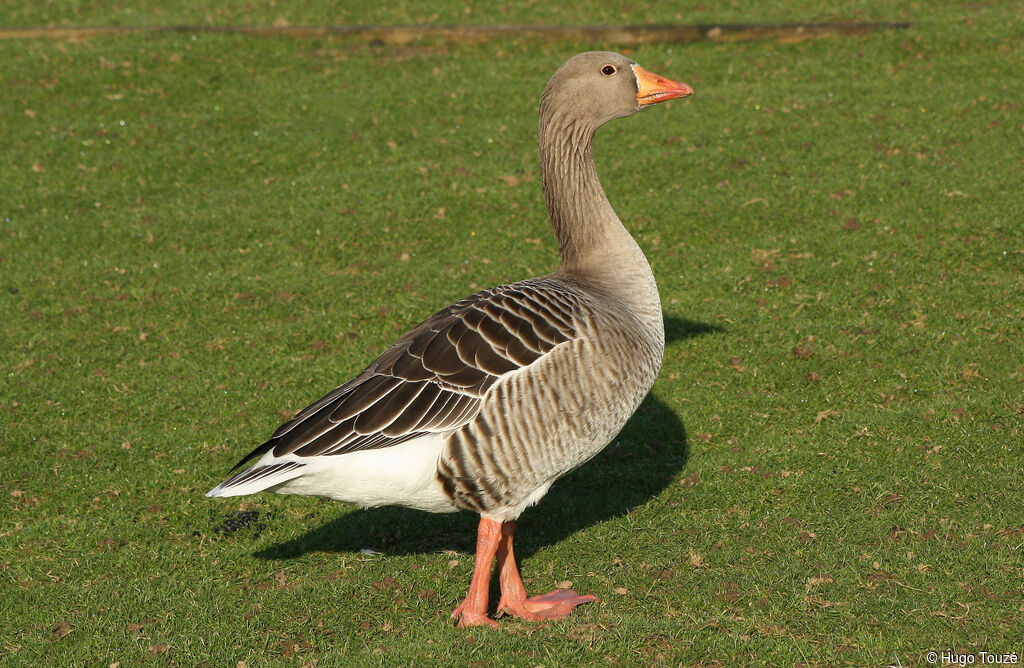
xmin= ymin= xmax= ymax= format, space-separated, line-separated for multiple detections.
xmin=271 ymin=432 xmax=458 ymax=514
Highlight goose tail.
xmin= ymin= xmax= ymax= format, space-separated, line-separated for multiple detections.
xmin=206 ymin=461 xmax=307 ymax=498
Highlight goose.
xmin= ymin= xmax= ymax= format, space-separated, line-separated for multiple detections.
xmin=207 ymin=51 xmax=692 ymax=628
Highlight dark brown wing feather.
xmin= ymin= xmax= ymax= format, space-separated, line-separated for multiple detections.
xmin=230 ymin=279 xmax=577 ymax=471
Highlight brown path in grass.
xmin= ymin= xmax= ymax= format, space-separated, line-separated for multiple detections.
xmin=0 ymin=22 xmax=910 ymax=44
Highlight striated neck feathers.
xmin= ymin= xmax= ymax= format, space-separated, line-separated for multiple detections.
xmin=538 ymin=91 xmax=653 ymax=289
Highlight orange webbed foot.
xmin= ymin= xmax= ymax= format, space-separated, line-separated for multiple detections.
xmin=498 ymin=589 xmax=599 ymax=620
xmin=451 ymin=603 xmax=500 ymax=629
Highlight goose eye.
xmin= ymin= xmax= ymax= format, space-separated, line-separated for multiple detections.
xmin=601 ymin=65 xmax=616 ymax=76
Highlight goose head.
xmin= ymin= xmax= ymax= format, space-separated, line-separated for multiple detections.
xmin=540 ymin=51 xmax=693 ymax=128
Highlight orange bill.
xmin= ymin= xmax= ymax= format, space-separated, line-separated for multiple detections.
xmin=633 ymin=65 xmax=694 ymax=106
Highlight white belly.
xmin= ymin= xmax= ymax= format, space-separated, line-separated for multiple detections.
xmin=270 ymin=432 xmax=459 ymax=514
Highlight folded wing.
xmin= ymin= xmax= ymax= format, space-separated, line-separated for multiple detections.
xmin=216 ymin=280 xmax=580 ymax=485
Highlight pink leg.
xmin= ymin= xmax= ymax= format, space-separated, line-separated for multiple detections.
xmin=495 ymin=521 xmax=598 ymax=620
xmin=450 ymin=517 xmax=501 ymax=628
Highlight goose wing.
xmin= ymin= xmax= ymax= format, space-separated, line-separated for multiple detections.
xmin=229 ymin=279 xmax=579 ymax=470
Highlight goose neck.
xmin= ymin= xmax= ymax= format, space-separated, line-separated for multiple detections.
xmin=538 ymin=111 xmax=630 ymax=273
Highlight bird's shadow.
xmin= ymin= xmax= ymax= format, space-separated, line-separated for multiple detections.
xmin=255 ymin=314 xmax=721 ymax=562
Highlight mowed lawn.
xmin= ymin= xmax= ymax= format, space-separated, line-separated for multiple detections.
xmin=1 ymin=2 xmax=1022 ymax=665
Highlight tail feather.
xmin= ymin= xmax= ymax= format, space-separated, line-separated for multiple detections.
xmin=228 ymin=439 xmax=277 ymax=473
xmin=206 ymin=461 xmax=307 ymax=498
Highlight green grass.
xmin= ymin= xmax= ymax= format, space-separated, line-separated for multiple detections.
xmin=2 ymin=2 xmax=1023 ymax=665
